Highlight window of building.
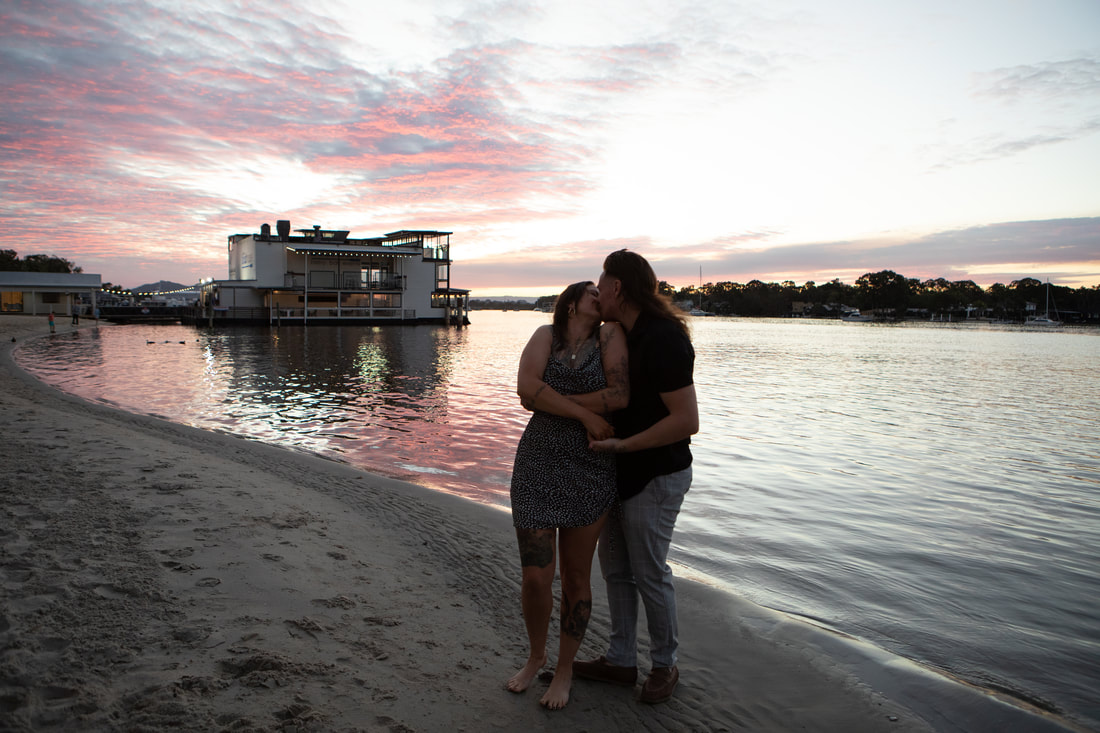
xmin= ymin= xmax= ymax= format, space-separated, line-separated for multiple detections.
xmin=1 ymin=291 xmax=23 ymax=312
xmin=361 ymin=264 xmax=398 ymax=289
xmin=340 ymin=293 xmax=370 ymax=307
xmin=422 ymin=236 xmax=449 ymax=260
xmin=372 ymin=293 xmax=399 ymax=308
xmin=310 ymin=271 xmax=336 ymax=288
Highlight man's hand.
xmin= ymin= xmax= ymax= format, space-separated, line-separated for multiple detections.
xmin=589 ymin=437 xmax=626 ymax=453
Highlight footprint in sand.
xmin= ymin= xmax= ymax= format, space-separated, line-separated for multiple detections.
xmin=160 ymin=560 xmax=199 ymax=572
xmin=285 ymin=617 xmax=326 ymax=638
xmin=94 ymin=584 xmax=138 ymax=600
xmin=364 ymin=616 xmax=401 ymax=627
xmin=39 ymin=684 xmax=80 ymax=703
xmin=172 ymin=626 xmax=212 ymax=643
xmin=311 ymin=595 xmax=357 ymax=609
xmin=38 ymin=637 xmax=71 ymax=652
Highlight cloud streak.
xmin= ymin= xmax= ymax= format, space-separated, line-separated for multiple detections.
xmin=462 ymin=219 xmax=1100 ymax=294
xmin=1 ymin=0 xmax=1097 ymax=290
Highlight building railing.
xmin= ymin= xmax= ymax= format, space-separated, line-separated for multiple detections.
xmin=100 ymin=304 xmax=189 ymax=322
xmin=274 ymin=307 xmax=412 ymax=320
xmin=282 ymin=276 xmax=404 ymax=290
xmin=180 ymin=306 xmax=425 ymax=324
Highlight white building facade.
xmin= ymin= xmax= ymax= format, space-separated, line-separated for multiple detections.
xmin=195 ymin=220 xmax=468 ymax=326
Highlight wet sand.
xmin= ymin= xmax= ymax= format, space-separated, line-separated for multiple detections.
xmin=0 ymin=314 xmax=1081 ymax=731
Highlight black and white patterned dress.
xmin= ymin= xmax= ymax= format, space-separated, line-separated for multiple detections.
xmin=510 ymin=342 xmax=617 ymax=529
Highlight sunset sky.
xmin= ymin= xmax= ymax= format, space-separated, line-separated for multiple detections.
xmin=3 ymin=0 xmax=1098 ymax=296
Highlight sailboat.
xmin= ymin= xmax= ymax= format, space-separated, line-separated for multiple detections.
xmin=1026 ymin=280 xmax=1062 ymax=326
xmin=689 ymin=266 xmax=715 ymax=316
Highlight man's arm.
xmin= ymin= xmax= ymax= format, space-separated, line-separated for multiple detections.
xmin=567 ymin=322 xmax=629 ymax=415
xmin=589 ymin=384 xmax=698 ymax=453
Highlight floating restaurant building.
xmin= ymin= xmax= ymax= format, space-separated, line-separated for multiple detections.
xmin=192 ymin=220 xmax=469 ymax=326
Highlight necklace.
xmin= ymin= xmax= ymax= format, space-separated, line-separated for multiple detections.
xmin=569 ymin=336 xmax=588 ymax=362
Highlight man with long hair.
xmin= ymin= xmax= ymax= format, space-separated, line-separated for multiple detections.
xmin=573 ymin=249 xmax=699 ymax=704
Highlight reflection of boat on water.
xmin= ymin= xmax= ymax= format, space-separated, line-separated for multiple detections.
xmin=1026 ymin=281 xmax=1062 ymax=327
xmin=841 ymin=310 xmax=873 ymax=322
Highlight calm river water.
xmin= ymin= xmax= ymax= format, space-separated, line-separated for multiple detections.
xmin=16 ymin=312 xmax=1100 ymax=728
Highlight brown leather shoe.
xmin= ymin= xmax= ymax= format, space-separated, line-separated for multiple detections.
xmin=639 ymin=665 xmax=678 ymax=704
xmin=572 ymin=655 xmax=638 ymax=686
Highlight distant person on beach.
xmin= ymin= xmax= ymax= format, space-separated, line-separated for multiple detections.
xmin=48 ymin=311 xmax=55 ymax=333
xmin=507 ymin=281 xmax=629 ymax=710
xmin=574 ymin=249 xmax=698 ymax=705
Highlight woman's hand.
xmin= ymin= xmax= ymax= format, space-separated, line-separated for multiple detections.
xmin=582 ymin=412 xmax=614 ymax=442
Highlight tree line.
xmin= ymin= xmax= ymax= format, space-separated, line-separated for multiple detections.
xmin=664 ymin=271 xmax=1100 ymax=323
xmin=468 ymin=299 xmax=539 ymax=311
xmin=1 ymin=249 xmax=82 ymax=273
xmin=6 ymin=250 xmax=1096 ymax=322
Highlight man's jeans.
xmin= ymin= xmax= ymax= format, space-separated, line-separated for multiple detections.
xmin=599 ymin=466 xmax=691 ymax=669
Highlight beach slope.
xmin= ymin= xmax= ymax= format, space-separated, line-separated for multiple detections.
xmin=0 ymin=315 xmax=1077 ymax=732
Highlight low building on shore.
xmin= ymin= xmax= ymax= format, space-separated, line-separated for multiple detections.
xmin=191 ymin=220 xmax=469 ymax=326
xmin=0 ymin=271 xmax=103 ymax=316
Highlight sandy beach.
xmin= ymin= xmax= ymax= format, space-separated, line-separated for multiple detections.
xmin=0 ymin=314 xmax=1082 ymax=732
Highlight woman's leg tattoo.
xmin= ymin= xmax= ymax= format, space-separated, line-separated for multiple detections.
xmin=518 ymin=530 xmax=555 ymax=568
xmin=561 ymin=596 xmax=592 ymax=641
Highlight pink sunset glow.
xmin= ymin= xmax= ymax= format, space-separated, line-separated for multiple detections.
xmin=2 ymin=1 xmax=1098 ymax=294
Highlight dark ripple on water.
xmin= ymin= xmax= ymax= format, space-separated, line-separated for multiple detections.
xmin=16 ymin=314 xmax=1100 ymax=728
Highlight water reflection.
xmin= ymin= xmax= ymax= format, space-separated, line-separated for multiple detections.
xmin=21 ymin=322 xmax=519 ymax=506
xmin=201 ymin=325 xmax=458 ymax=410
xmin=207 ymin=325 xmax=504 ymax=500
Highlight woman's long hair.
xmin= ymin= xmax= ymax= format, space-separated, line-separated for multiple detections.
xmin=552 ymin=281 xmax=595 ymax=345
xmin=602 ymin=249 xmax=689 ymax=335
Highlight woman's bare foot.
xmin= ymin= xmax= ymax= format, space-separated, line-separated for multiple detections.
xmin=539 ymin=666 xmax=572 ymax=710
xmin=506 ymin=654 xmax=546 ymax=693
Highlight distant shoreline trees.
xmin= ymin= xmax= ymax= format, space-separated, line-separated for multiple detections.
xmin=670 ymin=271 xmax=1099 ymax=323
xmin=0 ymin=249 xmax=82 ymax=274
xmin=468 ymin=299 xmax=539 ymax=311
xmin=500 ymin=272 xmax=1097 ymax=322
xmin=6 ymin=250 xmax=1095 ymax=323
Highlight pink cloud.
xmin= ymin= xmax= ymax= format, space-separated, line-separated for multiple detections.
xmin=2 ymin=3 xmax=1095 ymax=293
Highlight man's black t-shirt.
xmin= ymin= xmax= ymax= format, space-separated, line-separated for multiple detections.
xmin=614 ymin=312 xmax=695 ymax=500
